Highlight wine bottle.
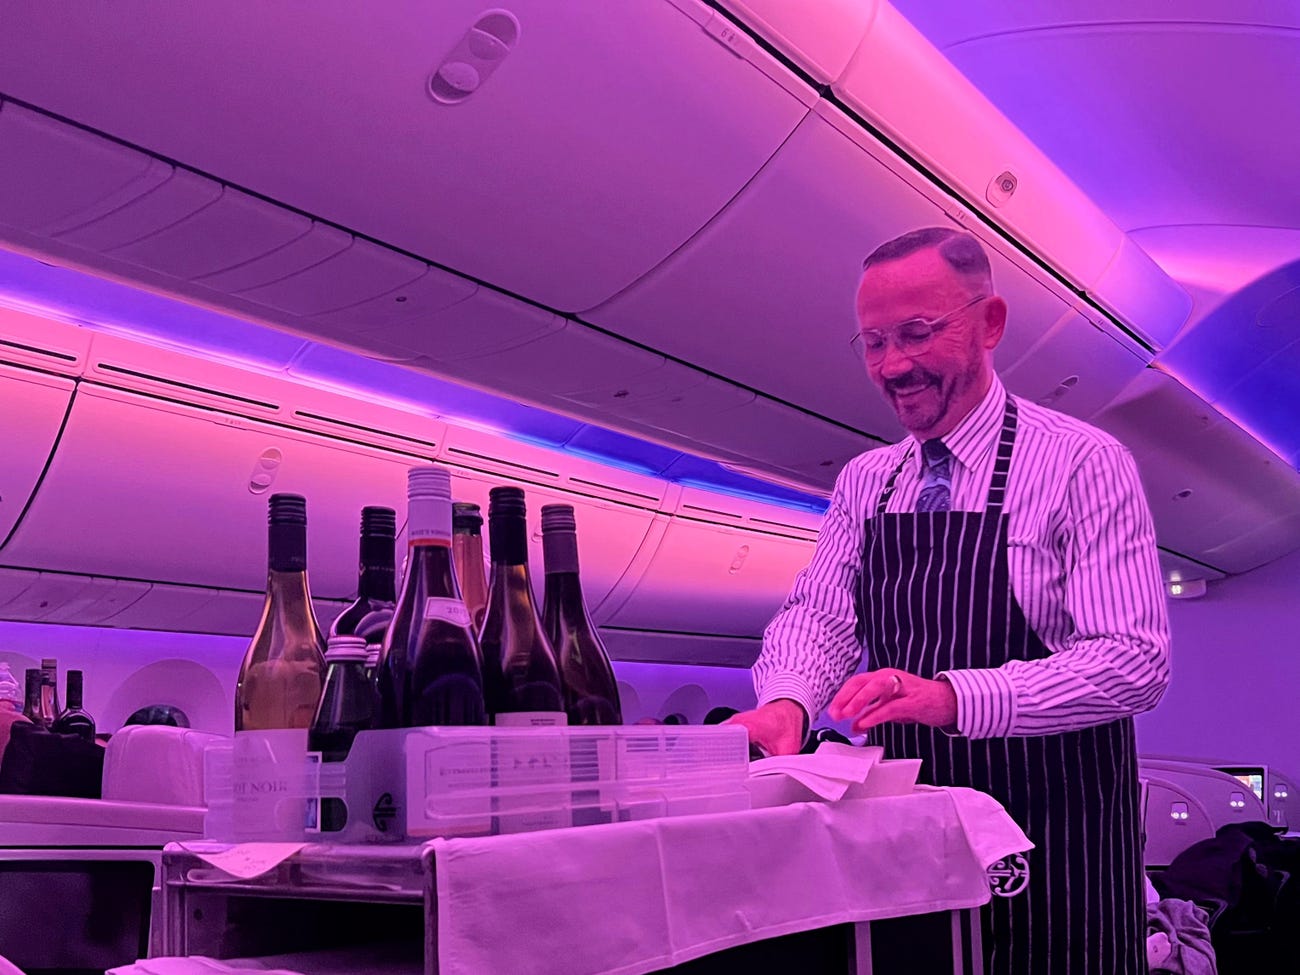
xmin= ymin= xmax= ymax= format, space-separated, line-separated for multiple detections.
xmin=479 ymin=487 xmax=565 ymax=726
xmin=40 ymin=657 xmax=60 ymax=718
xmin=23 ymin=668 xmax=53 ymax=728
xmin=329 ymin=506 xmax=397 ymax=646
xmin=51 ymin=670 xmax=96 ymax=741
xmin=377 ymin=466 xmax=486 ymax=728
xmin=234 ymin=493 xmax=327 ymax=731
xmin=0 ymin=663 xmax=21 ymax=715
xmin=541 ymin=504 xmax=622 ymax=725
xmin=452 ymin=502 xmax=488 ymax=633
xmin=308 ymin=635 xmax=378 ymax=831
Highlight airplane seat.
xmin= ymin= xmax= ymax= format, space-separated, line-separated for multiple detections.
xmin=0 ymin=726 xmax=221 ymax=970
xmin=102 ymin=724 xmax=226 ymax=807
xmin=1142 ymin=775 xmax=1216 ymax=868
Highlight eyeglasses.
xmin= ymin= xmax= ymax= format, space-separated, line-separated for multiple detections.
xmin=850 ymin=295 xmax=988 ymax=365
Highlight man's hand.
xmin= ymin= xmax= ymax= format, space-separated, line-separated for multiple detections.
xmin=828 ymin=669 xmax=957 ymax=734
xmin=725 ymin=699 xmax=806 ymax=757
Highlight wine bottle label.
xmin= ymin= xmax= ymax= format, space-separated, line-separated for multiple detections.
xmin=408 ymin=497 xmax=452 ymax=543
xmin=493 ymin=711 xmax=568 ymax=728
xmin=492 ymin=719 xmax=571 ymax=834
xmin=231 ymin=729 xmax=311 ymax=842
xmin=423 ymin=598 xmax=472 ymax=627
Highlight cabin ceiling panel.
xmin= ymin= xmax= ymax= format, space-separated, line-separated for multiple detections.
xmin=0 ymin=0 xmax=812 ymax=313
xmin=1093 ymin=370 xmax=1300 ymax=574
xmin=887 ymin=2 xmax=1300 ymax=51
xmin=1157 ymin=258 xmax=1300 ymax=468
xmin=889 ymin=3 xmax=1300 ymax=235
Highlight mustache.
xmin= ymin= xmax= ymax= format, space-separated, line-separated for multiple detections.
xmin=884 ymin=369 xmax=939 ymax=396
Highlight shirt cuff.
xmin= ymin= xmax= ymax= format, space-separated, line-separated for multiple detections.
xmin=756 ymin=673 xmax=817 ymax=742
xmin=938 ymin=667 xmax=1017 ymax=739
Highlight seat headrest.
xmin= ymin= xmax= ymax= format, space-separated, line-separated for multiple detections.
xmin=102 ymin=725 xmax=228 ymax=807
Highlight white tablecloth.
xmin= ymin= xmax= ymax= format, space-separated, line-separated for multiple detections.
xmin=433 ymin=787 xmax=1032 ymax=975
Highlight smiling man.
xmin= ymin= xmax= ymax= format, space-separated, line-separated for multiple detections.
xmin=730 ymin=227 xmax=1171 ymax=974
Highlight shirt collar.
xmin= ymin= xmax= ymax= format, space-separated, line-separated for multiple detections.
xmin=909 ymin=373 xmax=1006 ymax=475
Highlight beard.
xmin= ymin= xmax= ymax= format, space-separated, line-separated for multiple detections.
xmin=883 ymin=359 xmax=983 ymax=435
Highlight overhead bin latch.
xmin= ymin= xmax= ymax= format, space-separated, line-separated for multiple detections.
xmin=986 ymin=169 xmax=1018 ymax=208
xmin=428 ymin=9 xmax=521 ymax=105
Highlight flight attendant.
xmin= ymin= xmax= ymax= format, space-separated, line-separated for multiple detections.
xmin=732 ymin=228 xmax=1171 ymax=974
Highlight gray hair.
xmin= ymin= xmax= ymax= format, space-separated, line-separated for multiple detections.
xmin=862 ymin=227 xmax=993 ymax=293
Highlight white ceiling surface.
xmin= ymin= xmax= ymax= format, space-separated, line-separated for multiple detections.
xmin=887 ymin=0 xmax=1300 ymax=322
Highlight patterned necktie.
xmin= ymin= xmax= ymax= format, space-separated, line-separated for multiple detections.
xmin=916 ymin=439 xmax=952 ymax=513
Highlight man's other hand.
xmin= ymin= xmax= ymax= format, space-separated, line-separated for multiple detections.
xmin=828 ymin=669 xmax=958 ymax=734
xmin=725 ymin=699 xmax=806 ymax=757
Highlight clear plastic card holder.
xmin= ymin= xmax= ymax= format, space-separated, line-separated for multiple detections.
xmin=203 ymin=724 xmax=750 ymax=843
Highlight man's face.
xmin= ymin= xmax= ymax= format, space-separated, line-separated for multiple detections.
xmin=854 ymin=247 xmax=1003 ymax=440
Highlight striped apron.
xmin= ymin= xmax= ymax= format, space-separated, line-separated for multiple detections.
xmin=859 ymin=398 xmax=1145 ymax=974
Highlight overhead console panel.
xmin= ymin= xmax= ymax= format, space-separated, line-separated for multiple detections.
xmin=1094 ymin=370 xmax=1300 ymax=576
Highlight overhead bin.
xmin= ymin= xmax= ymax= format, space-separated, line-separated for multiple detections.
xmin=0 ymin=101 xmax=170 ymax=237
xmin=235 ymin=238 xmax=427 ymax=318
xmin=0 ymin=362 xmax=75 ymax=545
xmin=438 ymin=424 xmax=667 ymax=610
xmin=0 ymin=572 xmax=150 ymax=626
xmin=601 ymin=629 xmax=763 ymax=668
xmin=1 ymin=382 xmax=416 ymax=598
xmin=81 ymin=180 xmax=316 ymax=284
xmin=600 ymin=488 xmax=816 ymax=637
xmin=103 ymin=584 xmax=241 ymax=634
xmin=714 ymin=0 xmax=877 ymax=83
xmin=652 ymin=395 xmax=875 ymax=489
xmin=0 ymin=0 xmax=814 ymax=312
xmin=445 ymin=318 xmax=671 ymax=403
xmin=55 ymin=167 xmax=222 ymax=254
xmin=1094 ymin=370 xmax=1300 ymax=575
xmin=590 ymin=102 xmax=1140 ymax=444
xmin=999 ymin=301 xmax=1148 ymax=421
xmin=1157 ymin=551 xmax=1226 ymax=586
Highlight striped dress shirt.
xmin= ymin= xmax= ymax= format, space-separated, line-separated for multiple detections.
xmin=755 ymin=373 xmax=1171 ymax=738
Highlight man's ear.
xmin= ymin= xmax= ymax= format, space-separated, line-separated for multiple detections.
xmin=980 ymin=296 xmax=1009 ymax=350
